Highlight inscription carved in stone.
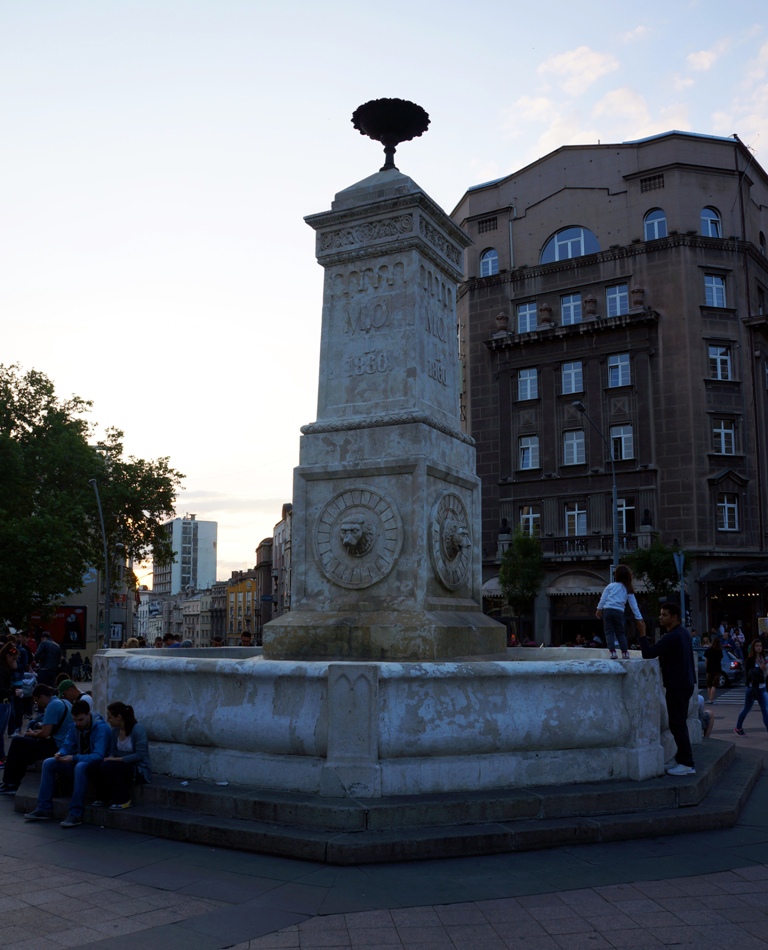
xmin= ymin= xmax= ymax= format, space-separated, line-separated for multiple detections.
xmin=315 ymin=488 xmax=403 ymax=589
xmin=430 ymin=491 xmax=472 ymax=590
xmin=321 ymin=215 xmax=413 ymax=251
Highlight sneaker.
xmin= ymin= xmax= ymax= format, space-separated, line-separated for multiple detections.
xmin=109 ymin=800 xmax=132 ymax=810
xmin=621 ymin=652 xmax=630 ymax=659
xmin=664 ymin=757 xmax=678 ymax=770
xmin=609 ymin=651 xmax=618 ymax=660
xmin=90 ymin=800 xmax=106 ymax=807
xmin=60 ymin=814 xmax=83 ymax=828
xmin=0 ymin=785 xmax=18 ymax=796
xmin=734 ymin=728 xmax=746 ymax=736
xmin=666 ymin=763 xmax=696 ymax=776
xmin=24 ymin=809 xmax=53 ymax=821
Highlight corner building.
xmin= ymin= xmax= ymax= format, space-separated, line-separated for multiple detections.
xmin=452 ymin=131 xmax=768 ymax=641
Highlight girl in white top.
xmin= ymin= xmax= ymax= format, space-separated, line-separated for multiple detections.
xmin=596 ymin=565 xmax=646 ymax=659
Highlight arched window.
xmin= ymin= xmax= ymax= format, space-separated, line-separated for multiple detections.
xmin=480 ymin=248 xmax=499 ymax=277
xmin=540 ymin=227 xmax=600 ymax=264
xmin=701 ymin=207 xmax=722 ymax=238
xmin=644 ymin=209 xmax=667 ymax=241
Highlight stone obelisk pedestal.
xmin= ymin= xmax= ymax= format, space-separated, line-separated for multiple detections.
xmin=263 ymin=166 xmax=506 ymax=661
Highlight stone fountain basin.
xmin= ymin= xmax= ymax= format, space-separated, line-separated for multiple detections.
xmin=94 ymin=648 xmax=688 ymax=799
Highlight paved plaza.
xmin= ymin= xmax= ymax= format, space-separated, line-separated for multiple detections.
xmin=2 ymin=690 xmax=768 ymax=950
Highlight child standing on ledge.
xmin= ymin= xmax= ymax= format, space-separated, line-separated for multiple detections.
xmin=596 ymin=564 xmax=646 ymax=659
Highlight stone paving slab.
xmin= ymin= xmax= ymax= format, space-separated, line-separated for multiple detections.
xmin=0 ymin=689 xmax=767 ymax=948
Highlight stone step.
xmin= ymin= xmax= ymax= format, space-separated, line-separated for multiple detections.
xmin=11 ymin=741 xmax=761 ymax=865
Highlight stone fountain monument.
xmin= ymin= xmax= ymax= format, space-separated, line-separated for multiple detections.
xmin=94 ymin=102 xmax=678 ymax=807
xmin=263 ymin=98 xmax=506 ymax=663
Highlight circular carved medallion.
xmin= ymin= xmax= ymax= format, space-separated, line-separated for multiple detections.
xmin=314 ymin=487 xmax=402 ymax=589
xmin=430 ymin=491 xmax=472 ymax=590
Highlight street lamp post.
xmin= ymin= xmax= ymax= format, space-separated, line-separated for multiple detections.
xmin=88 ymin=478 xmax=111 ymax=645
xmin=572 ymin=401 xmax=619 ymax=573
xmin=88 ymin=478 xmax=125 ymax=646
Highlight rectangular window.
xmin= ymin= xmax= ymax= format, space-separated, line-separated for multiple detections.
xmin=717 ymin=493 xmax=739 ymax=531
xmin=561 ymin=293 xmax=582 ymax=326
xmin=606 ymin=284 xmax=629 ymax=318
xmin=705 ymin=274 xmax=726 ymax=307
xmin=617 ymin=498 xmax=636 ymax=534
xmin=608 ymin=353 xmax=631 ymax=387
xmin=709 ymin=345 xmax=732 ymax=380
xmin=561 ymin=361 xmax=583 ymax=394
xmin=563 ymin=430 xmax=585 ymax=465
xmin=520 ymin=505 xmax=541 ymax=536
xmin=477 ymin=216 xmax=497 ymax=234
xmin=517 ymin=368 xmax=538 ymax=401
xmin=610 ymin=424 xmax=634 ymax=460
xmin=640 ymin=174 xmax=664 ymax=192
xmin=565 ymin=502 xmax=587 ymax=536
xmin=517 ymin=302 xmax=537 ymax=334
xmin=518 ymin=435 xmax=539 ymax=470
xmin=712 ymin=419 xmax=736 ymax=454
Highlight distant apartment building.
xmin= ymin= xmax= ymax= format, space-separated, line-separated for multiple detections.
xmin=452 ymin=131 xmax=768 ymax=640
xmin=152 ymin=514 xmax=217 ymax=595
xmin=272 ymin=503 xmax=292 ymax=617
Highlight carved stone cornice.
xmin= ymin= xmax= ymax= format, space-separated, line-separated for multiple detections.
xmin=302 ymin=410 xmax=474 ymax=445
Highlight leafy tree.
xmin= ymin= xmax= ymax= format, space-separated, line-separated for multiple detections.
xmin=625 ymin=538 xmax=689 ymax=606
xmin=498 ymin=527 xmax=544 ymax=617
xmin=0 ymin=364 xmax=183 ymax=626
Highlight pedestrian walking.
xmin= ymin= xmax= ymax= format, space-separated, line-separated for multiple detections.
xmin=704 ymin=637 xmax=723 ymax=704
xmin=734 ymin=639 xmax=768 ymax=736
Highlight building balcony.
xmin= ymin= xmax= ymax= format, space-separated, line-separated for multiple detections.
xmin=495 ymin=531 xmax=650 ymax=562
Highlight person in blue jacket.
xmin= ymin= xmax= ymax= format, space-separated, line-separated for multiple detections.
xmin=640 ymin=602 xmax=697 ymax=776
xmin=23 ymin=699 xmax=111 ymax=827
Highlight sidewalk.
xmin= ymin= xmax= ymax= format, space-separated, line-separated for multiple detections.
xmin=1 ymin=686 xmax=766 ymax=950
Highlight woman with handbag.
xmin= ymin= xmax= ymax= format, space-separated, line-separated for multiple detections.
xmin=734 ymin=639 xmax=768 ymax=736
xmin=90 ymin=701 xmax=151 ymax=809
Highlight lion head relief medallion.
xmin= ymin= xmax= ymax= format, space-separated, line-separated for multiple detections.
xmin=430 ymin=491 xmax=472 ymax=590
xmin=314 ymin=487 xmax=402 ymax=589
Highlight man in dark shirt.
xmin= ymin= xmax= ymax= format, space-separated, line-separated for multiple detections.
xmin=34 ymin=633 xmax=62 ymax=688
xmin=640 ymin=602 xmax=696 ymax=776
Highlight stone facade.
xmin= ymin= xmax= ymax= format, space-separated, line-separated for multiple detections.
xmin=452 ymin=131 xmax=768 ymax=640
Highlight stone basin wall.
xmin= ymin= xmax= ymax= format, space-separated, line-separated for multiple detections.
xmin=93 ymin=648 xmax=692 ymax=798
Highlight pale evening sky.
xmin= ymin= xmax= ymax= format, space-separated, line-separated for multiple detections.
xmin=2 ymin=0 xmax=767 ymax=580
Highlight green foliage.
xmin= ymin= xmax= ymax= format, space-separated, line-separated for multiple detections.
xmin=0 ymin=364 xmax=183 ymax=626
xmin=498 ymin=527 xmax=544 ymax=616
xmin=625 ymin=538 xmax=689 ymax=604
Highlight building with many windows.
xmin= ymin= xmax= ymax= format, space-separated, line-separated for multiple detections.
xmin=452 ymin=131 xmax=768 ymax=641
xmin=152 ymin=514 xmax=218 ymax=596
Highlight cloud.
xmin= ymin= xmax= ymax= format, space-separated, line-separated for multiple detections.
xmin=686 ymin=38 xmax=731 ymax=71
xmin=711 ymin=41 xmax=768 ymax=157
xmin=537 ymin=46 xmax=619 ymax=97
xmin=622 ymin=26 xmax=649 ymax=43
xmin=671 ymin=74 xmax=695 ymax=92
xmin=592 ymin=88 xmax=651 ymax=127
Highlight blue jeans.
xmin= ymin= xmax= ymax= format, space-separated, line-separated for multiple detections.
xmin=37 ymin=757 xmax=93 ymax=817
xmin=603 ymin=608 xmax=628 ymax=653
xmin=736 ymin=687 xmax=768 ymax=731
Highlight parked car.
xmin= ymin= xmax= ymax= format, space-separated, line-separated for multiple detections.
xmin=693 ymin=646 xmax=744 ymax=689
